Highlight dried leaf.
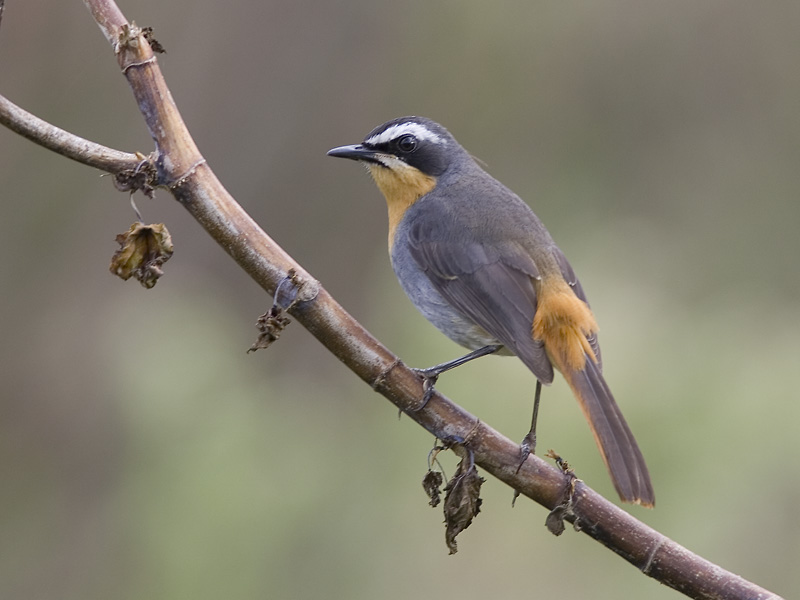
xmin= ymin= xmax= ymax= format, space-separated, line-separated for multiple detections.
xmin=443 ymin=456 xmax=483 ymax=554
xmin=247 ymin=306 xmax=291 ymax=352
xmin=544 ymin=449 xmax=580 ymax=536
xmin=141 ymin=26 xmax=166 ymax=53
xmin=110 ymin=222 xmax=173 ymax=288
xmin=545 ymin=505 xmax=568 ymax=536
xmin=422 ymin=470 xmax=444 ymax=508
xmin=247 ymin=270 xmax=303 ymax=352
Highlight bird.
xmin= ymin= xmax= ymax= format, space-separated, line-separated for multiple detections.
xmin=327 ymin=116 xmax=655 ymax=507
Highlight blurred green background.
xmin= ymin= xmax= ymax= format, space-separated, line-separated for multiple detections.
xmin=1 ymin=1 xmax=798 ymax=598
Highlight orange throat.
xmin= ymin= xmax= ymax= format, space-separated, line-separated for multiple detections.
xmin=532 ymin=275 xmax=599 ymax=371
xmin=367 ymin=163 xmax=436 ymax=250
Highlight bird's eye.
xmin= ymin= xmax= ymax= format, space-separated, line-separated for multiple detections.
xmin=397 ymin=134 xmax=418 ymax=152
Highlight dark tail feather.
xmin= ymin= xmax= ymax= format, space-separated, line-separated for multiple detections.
xmin=561 ymin=357 xmax=655 ymax=507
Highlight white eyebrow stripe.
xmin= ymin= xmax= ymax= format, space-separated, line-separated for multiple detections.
xmin=365 ymin=122 xmax=445 ymax=146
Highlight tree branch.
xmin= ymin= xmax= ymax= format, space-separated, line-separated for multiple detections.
xmin=0 ymin=1 xmax=782 ymax=599
xmin=0 ymin=95 xmax=142 ymax=173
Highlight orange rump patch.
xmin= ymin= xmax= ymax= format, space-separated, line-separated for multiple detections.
xmin=532 ymin=276 xmax=599 ymax=371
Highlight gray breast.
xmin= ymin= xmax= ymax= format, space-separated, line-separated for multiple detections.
xmin=390 ymin=224 xmax=501 ymax=351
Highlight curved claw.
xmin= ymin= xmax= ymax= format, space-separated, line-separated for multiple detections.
xmin=411 ymin=368 xmax=439 ymax=411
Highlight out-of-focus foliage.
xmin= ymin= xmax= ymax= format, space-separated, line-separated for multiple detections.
xmin=1 ymin=2 xmax=798 ymax=599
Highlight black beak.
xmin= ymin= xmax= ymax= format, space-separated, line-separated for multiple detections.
xmin=327 ymin=144 xmax=380 ymax=162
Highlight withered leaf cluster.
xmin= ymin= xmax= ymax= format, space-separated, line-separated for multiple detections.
xmin=422 ymin=469 xmax=444 ymax=508
xmin=423 ymin=453 xmax=484 ymax=554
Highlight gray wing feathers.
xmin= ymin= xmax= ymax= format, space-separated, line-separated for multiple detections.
xmin=408 ymin=231 xmax=555 ymax=384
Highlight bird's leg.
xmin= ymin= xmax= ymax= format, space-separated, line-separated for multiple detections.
xmin=412 ymin=344 xmax=503 ymax=410
xmin=517 ymin=380 xmax=542 ymax=472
